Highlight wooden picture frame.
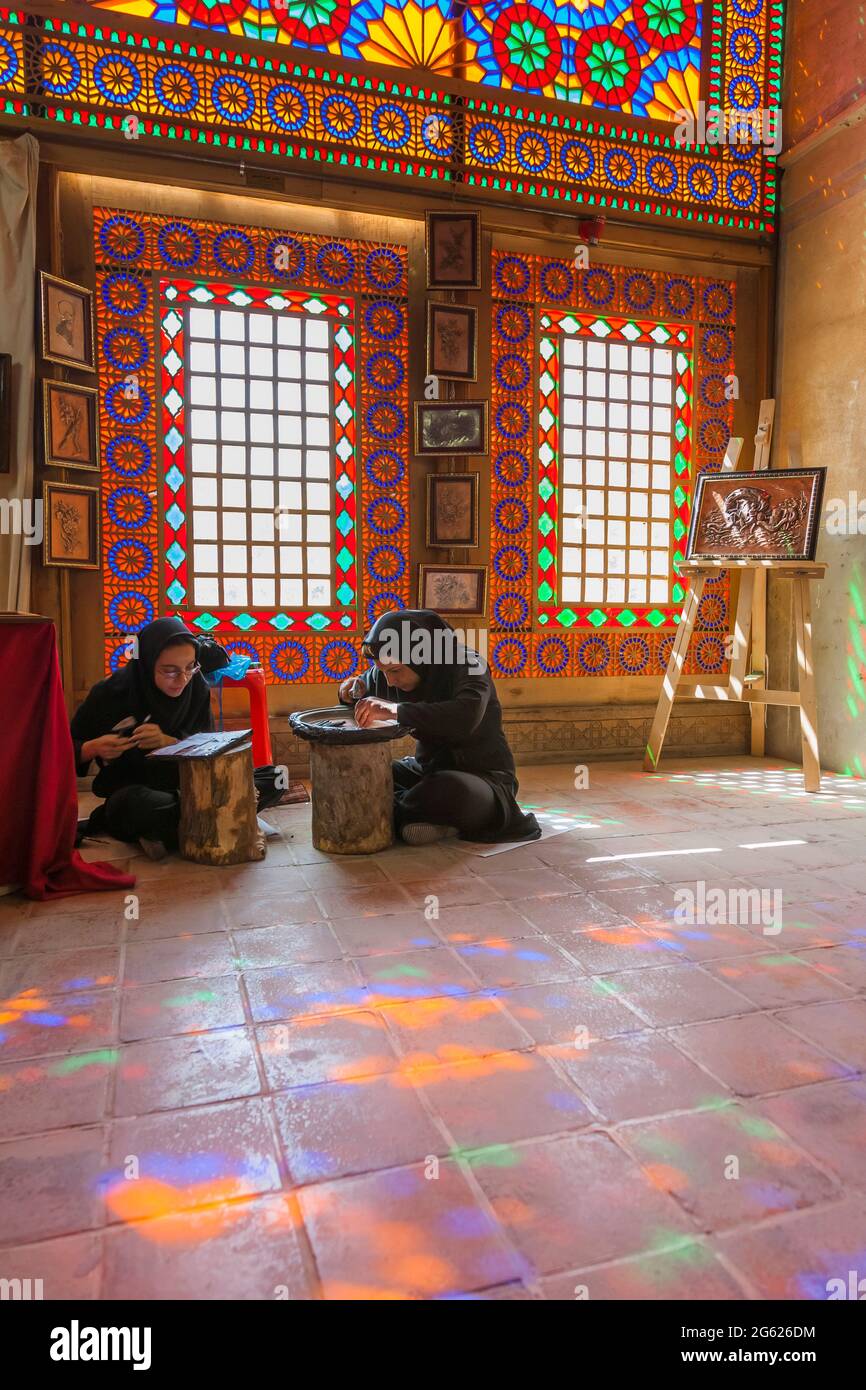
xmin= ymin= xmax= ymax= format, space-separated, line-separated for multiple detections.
xmin=426 ymin=472 xmax=479 ymax=548
xmin=425 ymin=211 xmax=481 ymax=290
xmin=686 ymin=468 xmax=827 ymax=563
xmin=39 ymin=272 xmax=96 ymax=373
xmin=426 ymin=302 xmax=478 ymax=382
xmin=414 ymin=400 xmax=488 ymax=458
xmin=42 ymin=379 xmax=100 ymax=472
xmin=0 ymin=354 xmax=11 ymax=475
xmin=419 ymin=563 xmax=487 ymax=617
xmin=43 ymin=480 xmax=100 ymax=570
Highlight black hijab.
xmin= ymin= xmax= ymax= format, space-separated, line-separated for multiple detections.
xmin=362 ymin=609 xmax=542 ymax=844
xmin=116 ymin=617 xmax=208 ymax=735
xmin=362 ymin=609 xmax=477 ymax=700
xmin=70 ymin=618 xmax=214 ymax=795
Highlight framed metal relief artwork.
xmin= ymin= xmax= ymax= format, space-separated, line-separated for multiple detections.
xmin=414 ymin=400 xmax=488 ymax=458
xmin=426 ymin=472 xmax=479 ymax=548
xmin=43 ymin=480 xmax=100 ymax=569
xmin=39 ymin=272 xmax=96 ymax=373
xmin=425 ymin=211 xmax=481 ymax=290
xmin=426 ymin=302 xmax=477 ymax=382
xmin=686 ymin=469 xmax=827 ymax=563
xmin=42 ymin=380 xmax=100 ymax=472
xmin=419 ymin=563 xmax=487 ymax=616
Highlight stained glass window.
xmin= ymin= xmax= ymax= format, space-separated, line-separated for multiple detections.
xmin=89 ymin=0 xmax=704 ymax=119
xmin=183 ymin=303 xmax=336 ymax=610
xmin=3 ymin=9 xmax=782 ymax=233
xmin=95 ymin=207 xmax=410 ymax=683
xmin=547 ymin=324 xmax=677 ymax=608
xmin=489 ymin=249 xmax=735 ymax=681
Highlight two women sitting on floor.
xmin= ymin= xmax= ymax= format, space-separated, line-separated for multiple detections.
xmin=73 ymin=609 xmax=539 ymax=857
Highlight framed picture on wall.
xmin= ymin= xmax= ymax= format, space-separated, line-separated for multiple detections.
xmin=686 ymin=468 xmax=827 ymax=563
xmin=419 ymin=563 xmax=487 ymax=617
xmin=0 ymin=354 xmax=10 ymax=475
xmin=426 ymin=302 xmax=478 ymax=382
xmin=39 ymin=272 xmax=96 ymax=373
xmin=414 ymin=400 xmax=488 ymax=458
xmin=43 ymin=480 xmax=100 ymax=570
xmin=425 ymin=211 xmax=481 ymax=290
xmin=426 ymin=472 xmax=479 ymax=548
xmin=42 ymin=380 xmax=100 ymax=472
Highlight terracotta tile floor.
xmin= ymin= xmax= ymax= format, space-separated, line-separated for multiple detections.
xmin=1 ymin=756 xmax=866 ymax=1301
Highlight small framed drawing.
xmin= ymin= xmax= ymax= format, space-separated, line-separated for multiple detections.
xmin=419 ymin=564 xmax=487 ymax=617
xmin=426 ymin=472 xmax=479 ymax=548
xmin=43 ymin=480 xmax=100 ymax=570
xmin=414 ymin=400 xmax=488 ymax=458
xmin=42 ymin=380 xmax=100 ymax=472
xmin=686 ymin=468 xmax=827 ymax=563
xmin=425 ymin=211 xmax=481 ymax=290
xmin=426 ymin=302 xmax=477 ymax=382
xmin=39 ymin=272 xmax=96 ymax=372
xmin=0 ymin=354 xmax=11 ymax=475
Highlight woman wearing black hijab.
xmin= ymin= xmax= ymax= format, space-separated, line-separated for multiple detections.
xmin=338 ymin=609 xmax=540 ymax=845
xmin=71 ymin=617 xmax=214 ymax=857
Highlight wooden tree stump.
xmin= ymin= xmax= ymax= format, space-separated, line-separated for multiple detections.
xmin=176 ymin=742 xmax=265 ymax=866
xmin=309 ymin=741 xmax=394 ymax=854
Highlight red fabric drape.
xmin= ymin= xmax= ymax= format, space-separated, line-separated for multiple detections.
xmin=0 ymin=619 xmax=135 ymax=900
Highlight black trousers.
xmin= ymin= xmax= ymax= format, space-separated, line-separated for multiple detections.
xmin=392 ymin=758 xmax=499 ymax=838
xmin=87 ymin=785 xmax=181 ymax=849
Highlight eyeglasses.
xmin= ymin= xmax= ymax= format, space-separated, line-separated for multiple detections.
xmin=157 ymin=662 xmax=201 ymax=680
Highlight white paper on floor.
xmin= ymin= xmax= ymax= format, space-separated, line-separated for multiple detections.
xmin=450 ymin=806 xmax=596 ymax=856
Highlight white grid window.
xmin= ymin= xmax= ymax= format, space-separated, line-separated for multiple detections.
xmin=558 ymin=336 xmax=674 ymax=607
xmin=186 ymin=306 xmax=334 ymax=610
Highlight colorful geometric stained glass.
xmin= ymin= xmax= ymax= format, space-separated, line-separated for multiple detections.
xmin=489 ymin=248 xmax=735 ymax=680
xmin=90 ymin=0 xmax=704 ymax=119
xmin=0 ymin=6 xmax=782 ymax=233
xmin=535 ymin=310 xmax=693 ymax=629
xmin=94 ymin=207 xmax=409 ymax=683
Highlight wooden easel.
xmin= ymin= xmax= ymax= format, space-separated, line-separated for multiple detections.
xmin=644 ymin=558 xmax=825 ymax=792
xmin=644 ymin=403 xmax=824 ymax=793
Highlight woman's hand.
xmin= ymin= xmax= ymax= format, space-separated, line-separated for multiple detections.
xmin=354 ymin=697 xmax=399 ymax=728
xmin=130 ymin=722 xmax=175 ymax=751
xmin=338 ymin=676 xmax=362 ymax=704
xmin=81 ymin=734 xmax=129 ymax=763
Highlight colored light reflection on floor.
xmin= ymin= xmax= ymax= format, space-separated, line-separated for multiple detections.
xmin=0 ymin=987 xmax=96 ymax=1042
xmin=99 ymin=1153 xmax=283 ymax=1238
xmin=666 ymin=766 xmax=866 ymax=805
